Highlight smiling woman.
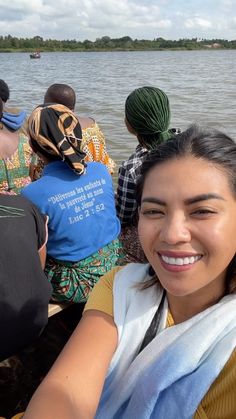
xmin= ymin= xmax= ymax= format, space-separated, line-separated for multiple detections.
xmin=24 ymin=124 xmax=236 ymax=419
xmin=138 ymin=155 xmax=236 ymax=312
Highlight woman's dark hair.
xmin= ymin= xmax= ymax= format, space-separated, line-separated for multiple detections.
xmin=0 ymin=97 xmax=3 ymax=121
xmin=136 ymin=124 xmax=236 ymax=293
xmin=0 ymin=80 xmax=10 ymax=103
xmin=44 ymin=83 xmax=76 ymax=111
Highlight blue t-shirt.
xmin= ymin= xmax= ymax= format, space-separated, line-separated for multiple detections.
xmin=22 ymin=161 xmax=121 ymax=261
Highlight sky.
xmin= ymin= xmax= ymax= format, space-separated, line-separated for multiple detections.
xmin=0 ymin=0 xmax=235 ymax=41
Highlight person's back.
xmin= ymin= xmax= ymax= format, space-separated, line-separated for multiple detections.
xmin=23 ymin=161 xmax=120 ymax=262
xmin=22 ymin=103 xmax=124 ymax=303
xmin=43 ymin=83 xmax=115 ymax=173
xmin=0 ymin=194 xmax=52 ymax=361
xmin=116 ymin=86 xmax=178 ymax=263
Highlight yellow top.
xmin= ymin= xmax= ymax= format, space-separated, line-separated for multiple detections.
xmin=84 ymin=267 xmax=236 ymax=419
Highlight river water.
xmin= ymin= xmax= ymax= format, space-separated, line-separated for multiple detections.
xmin=0 ymin=50 xmax=235 ymax=168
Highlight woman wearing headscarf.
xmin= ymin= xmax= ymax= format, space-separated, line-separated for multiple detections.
xmin=31 ymin=83 xmax=116 ymax=181
xmin=21 ymin=103 xmax=124 ymax=304
xmin=116 ymin=86 xmax=179 ymax=262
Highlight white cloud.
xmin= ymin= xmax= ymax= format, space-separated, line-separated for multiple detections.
xmin=0 ymin=0 xmax=235 ymax=40
xmin=231 ymin=16 xmax=236 ymax=26
xmin=185 ymin=17 xmax=212 ymax=29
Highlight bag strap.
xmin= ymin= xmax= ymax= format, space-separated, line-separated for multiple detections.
xmin=138 ymin=291 xmax=166 ymax=354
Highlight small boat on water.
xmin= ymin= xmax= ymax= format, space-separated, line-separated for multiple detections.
xmin=30 ymin=52 xmax=41 ymax=59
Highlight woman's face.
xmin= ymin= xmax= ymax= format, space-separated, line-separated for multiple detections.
xmin=138 ymin=156 xmax=236 ymax=300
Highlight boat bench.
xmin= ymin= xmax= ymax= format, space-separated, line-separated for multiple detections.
xmin=48 ymin=302 xmax=70 ymax=317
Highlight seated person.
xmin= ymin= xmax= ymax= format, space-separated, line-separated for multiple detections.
xmin=0 ymin=82 xmax=32 ymax=194
xmin=31 ymin=83 xmax=115 ymax=180
xmin=22 ymin=103 xmax=124 ymax=304
xmin=0 ymin=79 xmax=26 ymax=130
xmin=116 ymin=85 xmax=177 ymax=226
xmin=0 ymin=194 xmax=51 ymax=361
xmin=24 ymin=125 xmax=236 ymax=419
xmin=116 ymin=86 xmax=178 ymax=262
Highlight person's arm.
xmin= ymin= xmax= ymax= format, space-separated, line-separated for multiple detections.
xmin=36 ymin=214 xmax=48 ymax=269
xmin=38 ymin=243 xmax=46 ymax=269
xmin=24 ymin=310 xmax=118 ymax=419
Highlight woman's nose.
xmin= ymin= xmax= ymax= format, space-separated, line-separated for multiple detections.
xmin=159 ymin=215 xmax=191 ymax=245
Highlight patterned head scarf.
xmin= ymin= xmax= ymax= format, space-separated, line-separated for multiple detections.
xmin=125 ymin=86 xmax=172 ymax=149
xmin=28 ymin=103 xmax=86 ymax=175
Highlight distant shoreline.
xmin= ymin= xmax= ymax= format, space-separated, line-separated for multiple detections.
xmin=0 ymin=36 xmax=235 ymax=53
xmin=0 ymin=47 xmax=235 ymax=53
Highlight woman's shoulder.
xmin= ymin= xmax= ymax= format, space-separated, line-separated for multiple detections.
xmin=198 ymin=348 xmax=236 ymax=418
xmin=0 ymin=193 xmax=33 ymax=209
xmin=96 ymin=264 xmax=149 ymax=289
xmin=82 ymin=120 xmax=104 ymax=138
xmin=0 ymin=193 xmax=44 ymax=218
xmin=84 ymin=266 xmax=124 ymax=317
xmin=114 ymin=263 xmax=151 ymax=286
xmin=85 ymin=160 xmax=111 ymax=177
xmin=0 ymin=194 xmax=47 ymax=243
xmin=78 ymin=116 xmax=96 ymax=130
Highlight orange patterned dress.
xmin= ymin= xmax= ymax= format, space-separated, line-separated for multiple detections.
xmin=81 ymin=122 xmax=115 ymax=174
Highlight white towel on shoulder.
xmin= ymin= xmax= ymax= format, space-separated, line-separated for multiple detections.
xmin=96 ymin=263 xmax=236 ymax=419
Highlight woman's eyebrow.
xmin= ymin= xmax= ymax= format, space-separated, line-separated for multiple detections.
xmin=141 ymin=197 xmax=166 ymax=206
xmin=184 ymin=193 xmax=226 ymax=205
xmin=141 ymin=193 xmax=225 ymax=206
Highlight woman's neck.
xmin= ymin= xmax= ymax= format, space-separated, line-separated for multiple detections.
xmin=167 ymin=281 xmax=225 ymax=324
xmin=0 ymin=128 xmax=19 ymax=159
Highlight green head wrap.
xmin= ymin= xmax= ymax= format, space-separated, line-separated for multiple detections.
xmin=125 ymin=86 xmax=172 ymax=149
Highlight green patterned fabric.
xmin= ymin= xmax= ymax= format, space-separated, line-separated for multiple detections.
xmin=0 ymin=133 xmax=32 ymax=194
xmin=45 ymin=238 xmax=126 ymax=303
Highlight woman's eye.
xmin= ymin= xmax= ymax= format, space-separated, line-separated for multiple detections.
xmin=192 ymin=209 xmax=217 ymax=216
xmin=141 ymin=209 xmax=164 ymax=217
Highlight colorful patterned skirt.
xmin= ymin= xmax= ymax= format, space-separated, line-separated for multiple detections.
xmin=45 ymin=238 xmax=125 ymax=303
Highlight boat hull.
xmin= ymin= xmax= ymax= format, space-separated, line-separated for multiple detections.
xmin=30 ymin=53 xmax=41 ymax=59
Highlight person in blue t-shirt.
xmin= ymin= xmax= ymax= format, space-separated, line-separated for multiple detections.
xmin=22 ymin=103 xmax=124 ymax=303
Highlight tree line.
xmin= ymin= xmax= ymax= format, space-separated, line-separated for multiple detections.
xmin=0 ymin=35 xmax=236 ymax=52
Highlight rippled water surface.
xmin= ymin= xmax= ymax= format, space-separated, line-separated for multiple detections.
xmin=1 ymin=50 xmax=235 ymax=167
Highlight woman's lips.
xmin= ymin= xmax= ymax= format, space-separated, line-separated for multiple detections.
xmin=158 ymin=252 xmax=202 ymax=272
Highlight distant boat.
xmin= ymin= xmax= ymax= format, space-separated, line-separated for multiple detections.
xmin=30 ymin=52 xmax=41 ymax=59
